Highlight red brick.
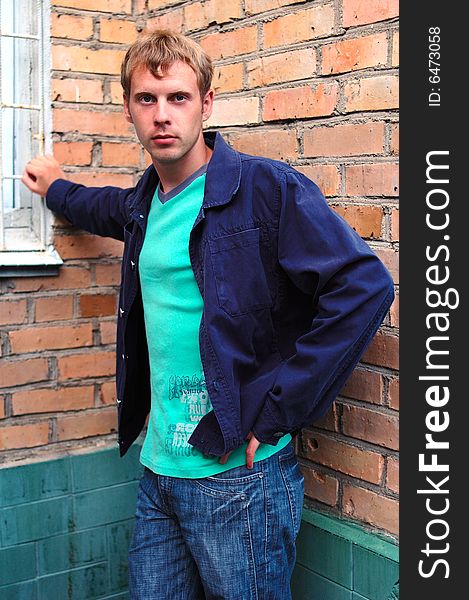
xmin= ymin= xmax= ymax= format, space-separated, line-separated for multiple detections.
xmin=9 ymin=324 xmax=93 ymax=354
xmin=1 ymin=358 xmax=49 ymax=388
xmin=213 ymin=63 xmax=244 ymax=94
xmin=52 ymin=78 xmax=103 ymax=103
xmin=388 ymin=377 xmax=399 ymax=410
xmin=35 ymin=295 xmax=74 ymax=322
xmin=313 ymin=402 xmax=338 ymax=432
xmin=341 ymin=368 xmax=383 ymax=404
xmin=95 ymin=263 xmax=121 ymax=286
xmin=0 ymin=299 xmax=27 ymax=325
xmin=295 ymin=165 xmax=341 ymax=197
xmin=145 ymin=9 xmax=184 ymax=33
xmin=208 ymin=97 xmax=259 ymax=127
xmin=300 ymin=430 xmax=384 ymax=484
xmin=99 ymin=380 xmax=116 ymax=405
xmin=54 ymin=234 xmax=123 ymax=260
xmin=54 ymin=142 xmax=93 ymax=166
xmin=304 ymin=122 xmax=385 ymax=158
xmin=245 ymin=0 xmax=297 ymax=15
xmin=374 ymin=247 xmax=398 ymax=284
xmin=52 ymin=0 xmax=132 ymax=14
xmin=264 ymin=4 xmax=335 ymax=48
xmin=230 ymin=129 xmax=298 ymax=161
xmin=52 ymin=45 xmax=125 ymax=75
xmin=392 ymin=30 xmax=399 ymax=67
xmin=264 ymin=83 xmax=338 ymax=121
xmin=332 ymin=204 xmax=383 ymax=238
xmin=390 ymin=123 xmax=399 ymax=155
xmin=99 ymin=18 xmax=138 ymax=44
xmin=56 ymin=407 xmax=117 ymax=441
xmin=101 ymin=142 xmax=141 ymax=167
xmin=12 ymin=386 xmax=94 ymax=415
xmin=341 ymin=404 xmax=399 ymax=450
xmin=362 ymin=330 xmax=399 ymax=370
xmin=80 ymin=294 xmax=117 ymax=317
xmin=110 ymin=81 xmax=124 ymax=104
xmin=389 ymin=293 xmax=399 ymax=328
xmin=344 ymin=75 xmax=399 ymax=112
xmin=0 ymin=422 xmax=49 ymax=450
xmin=343 ymin=0 xmax=399 ymax=27
xmin=200 ymin=27 xmax=258 ymax=60
xmin=51 ymin=13 xmax=94 ymax=40
xmin=0 ymin=396 xmax=5 ymax=419
xmin=390 ymin=208 xmax=399 ymax=241
xmin=148 ymin=0 xmax=180 ymax=8
xmin=343 ymin=484 xmax=398 ymax=535
xmin=68 ymin=172 xmax=134 ymax=187
xmin=345 ymin=163 xmax=399 ymax=197
xmin=53 ymin=108 xmax=132 ymax=136
xmin=58 ymin=351 xmax=116 ymax=380
xmin=302 ymin=466 xmax=338 ymax=507
xmin=8 ymin=267 xmax=91 ymax=293
xmin=247 ymin=48 xmax=316 ymax=88
xmin=322 ymin=33 xmax=387 ymax=74
xmin=184 ymin=1 xmax=242 ymax=31
xmin=100 ymin=321 xmax=117 ymax=345
xmin=387 ymin=457 xmax=399 ymax=493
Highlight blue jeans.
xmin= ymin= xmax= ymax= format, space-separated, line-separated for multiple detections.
xmin=128 ymin=441 xmax=304 ymax=599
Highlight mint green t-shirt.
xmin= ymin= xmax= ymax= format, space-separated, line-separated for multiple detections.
xmin=138 ymin=167 xmax=291 ymax=478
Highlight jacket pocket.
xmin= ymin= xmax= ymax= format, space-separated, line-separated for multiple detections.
xmin=209 ymin=227 xmax=273 ymax=317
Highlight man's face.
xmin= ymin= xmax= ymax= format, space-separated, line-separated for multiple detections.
xmin=123 ymin=61 xmax=213 ymax=168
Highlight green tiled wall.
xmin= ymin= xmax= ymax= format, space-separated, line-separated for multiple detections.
xmin=1 ymin=446 xmax=399 ymax=599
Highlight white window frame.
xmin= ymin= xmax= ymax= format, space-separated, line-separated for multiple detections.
xmin=0 ymin=0 xmax=62 ymax=274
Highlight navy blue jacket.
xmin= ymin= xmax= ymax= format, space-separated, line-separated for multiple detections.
xmin=46 ymin=131 xmax=394 ymax=458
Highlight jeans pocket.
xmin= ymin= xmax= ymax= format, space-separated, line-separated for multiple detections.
xmin=190 ymin=468 xmax=264 ymax=499
xmin=278 ymin=450 xmax=304 ymax=536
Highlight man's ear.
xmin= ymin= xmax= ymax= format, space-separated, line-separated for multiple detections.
xmin=202 ymin=89 xmax=214 ymax=122
xmin=123 ymin=95 xmax=133 ymax=124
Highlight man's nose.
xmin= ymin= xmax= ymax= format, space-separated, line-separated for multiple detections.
xmin=153 ymin=101 xmax=170 ymax=124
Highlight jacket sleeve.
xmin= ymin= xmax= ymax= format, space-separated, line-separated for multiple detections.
xmin=46 ymin=179 xmax=136 ymax=241
xmin=252 ymin=170 xmax=395 ymax=445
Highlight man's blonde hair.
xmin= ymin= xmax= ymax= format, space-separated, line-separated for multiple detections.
xmin=121 ymin=29 xmax=213 ymax=98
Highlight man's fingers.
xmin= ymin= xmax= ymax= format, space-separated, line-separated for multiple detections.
xmin=219 ymin=450 xmax=232 ymax=465
xmin=246 ymin=434 xmax=261 ymax=469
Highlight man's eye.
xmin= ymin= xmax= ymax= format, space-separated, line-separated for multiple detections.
xmin=174 ymin=94 xmax=186 ymax=102
xmin=140 ymin=95 xmax=154 ymax=103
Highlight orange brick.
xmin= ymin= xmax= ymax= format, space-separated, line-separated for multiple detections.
xmin=69 ymin=172 xmax=134 ymax=188
xmin=264 ymin=5 xmax=335 ymax=48
xmin=52 ymin=0 xmax=132 ymax=13
xmin=302 ymin=466 xmax=338 ymax=507
xmin=208 ymin=97 xmax=259 ymax=127
xmin=300 ymin=430 xmax=384 ymax=484
xmin=304 ymin=122 xmax=385 ymax=157
xmin=56 ymin=407 xmax=117 ymax=441
xmin=389 ymin=293 xmax=399 ymax=328
xmin=390 ymin=123 xmax=399 ymax=155
xmin=52 ymin=78 xmax=103 ymax=103
xmin=341 ymin=404 xmax=399 ymax=450
xmin=362 ymin=330 xmax=399 ymax=370
xmin=264 ymin=83 xmax=338 ymax=121
xmin=58 ymin=351 xmax=116 ymax=381
xmin=313 ymin=402 xmax=338 ymax=432
xmin=148 ymin=0 xmax=180 ymax=8
xmin=35 ymin=295 xmax=74 ymax=322
xmin=54 ymin=234 xmax=123 ymax=260
xmin=245 ymin=0 xmax=295 ymax=15
xmin=8 ymin=267 xmax=91 ymax=293
xmin=0 ymin=299 xmax=27 ymax=325
xmin=1 ymin=358 xmax=49 ymax=388
xmin=247 ymin=48 xmax=316 ymax=88
xmin=54 ymin=141 xmax=93 ymax=166
xmin=0 ymin=422 xmax=49 ymax=450
xmin=99 ymin=18 xmax=138 ymax=43
xmin=99 ymin=380 xmax=116 ymax=405
xmin=200 ymin=27 xmax=258 ymax=60
xmin=388 ymin=377 xmax=399 ymax=410
xmin=387 ymin=456 xmax=399 ymax=493
xmin=345 ymin=163 xmax=399 ymax=197
xmin=344 ymin=75 xmax=399 ymax=112
xmin=95 ymin=263 xmax=121 ymax=286
xmin=332 ymin=204 xmax=383 ymax=239
xmin=295 ymin=165 xmax=341 ymax=197
xmin=9 ymin=324 xmax=93 ymax=354
xmin=100 ymin=321 xmax=117 ymax=345
xmin=230 ymin=129 xmax=298 ymax=161
xmin=110 ymin=81 xmax=124 ymax=104
xmin=80 ymin=294 xmax=117 ymax=317
xmin=213 ymin=63 xmax=244 ymax=94
xmin=12 ymin=386 xmax=94 ymax=415
xmin=392 ymin=30 xmax=399 ymax=66
xmin=145 ymin=9 xmax=184 ymax=33
xmin=53 ymin=108 xmax=132 ymax=137
xmin=390 ymin=208 xmax=399 ymax=241
xmin=341 ymin=368 xmax=383 ymax=404
xmin=101 ymin=142 xmax=141 ymax=167
xmin=374 ymin=246 xmax=398 ymax=284
xmin=0 ymin=396 xmax=5 ymax=419
xmin=51 ymin=13 xmax=94 ymax=40
xmin=52 ymin=45 xmax=125 ymax=75
xmin=184 ymin=0 xmax=242 ymax=31
xmin=343 ymin=0 xmax=399 ymax=27
xmin=343 ymin=484 xmax=398 ymax=535
xmin=322 ymin=33 xmax=387 ymax=74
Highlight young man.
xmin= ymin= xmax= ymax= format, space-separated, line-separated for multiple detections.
xmin=23 ymin=30 xmax=394 ymax=600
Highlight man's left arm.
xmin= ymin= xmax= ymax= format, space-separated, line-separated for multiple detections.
xmin=252 ymin=170 xmax=395 ymax=445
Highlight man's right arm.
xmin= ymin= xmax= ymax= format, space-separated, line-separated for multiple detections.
xmin=22 ymin=155 xmax=134 ymax=241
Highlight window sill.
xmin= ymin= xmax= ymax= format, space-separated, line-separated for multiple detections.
xmin=0 ymin=245 xmax=63 ymax=277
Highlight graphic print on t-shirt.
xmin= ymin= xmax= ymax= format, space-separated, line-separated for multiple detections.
xmin=164 ymin=373 xmax=212 ymax=457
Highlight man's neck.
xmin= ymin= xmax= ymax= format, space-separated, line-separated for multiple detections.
xmin=154 ymin=140 xmax=213 ymax=194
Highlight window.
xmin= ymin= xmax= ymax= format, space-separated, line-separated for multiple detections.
xmin=0 ymin=0 xmax=61 ymax=273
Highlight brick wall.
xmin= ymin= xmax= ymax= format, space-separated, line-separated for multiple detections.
xmin=0 ymin=0 xmax=399 ymax=539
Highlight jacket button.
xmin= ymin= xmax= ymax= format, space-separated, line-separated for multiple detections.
xmin=212 ymin=380 xmax=219 ymax=391
xmin=119 ymin=308 xmax=124 ymax=317
xmin=130 ymin=260 xmax=135 ymax=270
xmin=116 ymin=398 xmax=122 ymax=404
xmin=273 ymin=431 xmax=284 ymax=438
